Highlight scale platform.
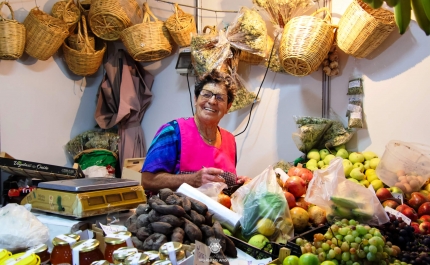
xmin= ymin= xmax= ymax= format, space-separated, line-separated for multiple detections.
xmin=21 ymin=178 xmax=147 ymax=218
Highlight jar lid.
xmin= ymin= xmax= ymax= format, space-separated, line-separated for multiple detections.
xmin=72 ymin=239 xmax=100 ymax=253
xmin=143 ymin=251 xmax=159 ymax=261
xmin=152 ymin=261 xmax=172 ymax=265
xmin=52 ymin=233 xmax=80 ymax=246
xmin=124 ymin=253 xmax=149 ymax=265
xmin=159 ymin=242 xmax=182 ymax=255
xmin=105 ymin=231 xmax=132 ymax=245
xmin=113 ymin=247 xmax=138 ymax=261
xmin=0 ymin=249 xmax=11 ymax=261
xmin=90 ymin=260 xmax=110 ymax=265
xmin=3 ymin=252 xmax=39 ymax=265
xmin=28 ymin=244 xmax=48 ymax=254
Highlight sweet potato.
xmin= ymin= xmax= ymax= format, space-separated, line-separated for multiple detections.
xmin=175 ymin=192 xmax=206 ymax=214
xmin=128 ymin=222 xmax=138 ymax=234
xmin=171 ymin=227 xmax=185 ymax=243
xmin=136 ymin=214 xmax=151 ymax=229
xmin=148 ymin=209 xmax=163 ymax=222
xmin=150 ymin=222 xmax=173 ymax=235
xmin=158 ymin=215 xmax=184 ymax=227
xmin=190 ymin=210 xmax=205 ymax=227
xmin=152 ymin=204 xmax=186 ymax=217
xmin=212 ymin=221 xmax=227 ymax=252
xmin=125 ymin=214 xmax=137 ymax=229
xmin=142 ymin=233 xmax=168 ymax=251
xmin=200 ymin=224 xmax=215 ymax=238
xmin=165 ymin=194 xmax=183 ymax=206
xmin=136 ymin=227 xmax=152 ymax=242
xmin=131 ymin=236 xmax=144 ymax=250
xmin=159 ymin=188 xmax=174 ymax=202
xmin=148 ymin=196 xmax=166 ymax=209
xmin=181 ymin=196 xmax=192 ymax=212
xmin=183 ymin=213 xmax=192 ymax=221
xmin=135 ymin=203 xmax=150 ymax=216
xmin=183 ymin=218 xmax=202 ymax=243
xmin=204 ymin=211 xmax=214 ymax=226
xmin=223 ymin=235 xmax=237 ymax=258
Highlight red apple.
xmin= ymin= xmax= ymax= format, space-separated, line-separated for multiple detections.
xmin=217 ymin=193 xmax=232 ymax=209
xmin=382 ymin=199 xmax=400 ymax=209
xmin=418 ymin=202 xmax=430 ymax=217
xmin=418 ymin=215 xmax=430 ymax=224
xmin=284 ymin=176 xmax=306 ymax=198
xmin=283 ymin=190 xmax=296 ymax=210
xmin=396 ymin=204 xmax=418 ymax=222
xmin=376 ymin=188 xmax=394 ymax=201
xmin=408 ymin=192 xmax=429 ymax=210
xmin=419 ymin=221 xmax=430 ymax=235
xmin=296 ymin=197 xmax=311 ymax=211
xmin=410 ymin=222 xmax=421 ymax=234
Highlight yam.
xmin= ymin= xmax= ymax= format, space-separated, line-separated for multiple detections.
xmin=142 ymin=233 xmax=168 ymax=251
xmin=137 ymin=214 xmax=151 ymax=229
xmin=165 ymin=194 xmax=183 ymax=207
xmin=204 ymin=211 xmax=214 ymax=226
xmin=150 ymin=222 xmax=174 ymax=235
xmin=136 ymin=227 xmax=152 ymax=242
xmin=223 ymin=235 xmax=237 ymax=258
xmin=171 ymin=227 xmax=185 ymax=243
xmin=183 ymin=218 xmax=202 ymax=243
xmin=149 ymin=196 xmax=166 ymax=209
xmin=181 ymin=196 xmax=192 ymax=212
xmin=125 ymin=214 xmax=137 ymax=229
xmin=200 ymin=224 xmax=215 ymax=238
xmin=148 ymin=209 xmax=163 ymax=222
xmin=135 ymin=203 xmax=150 ymax=216
xmin=176 ymin=192 xmax=208 ymax=215
xmin=159 ymin=188 xmax=174 ymax=201
xmin=158 ymin=215 xmax=184 ymax=227
xmin=128 ymin=222 xmax=138 ymax=234
xmin=152 ymin=204 xmax=186 ymax=217
xmin=190 ymin=210 xmax=205 ymax=227
xmin=131 ymin=236 xmax=144 ymax=250
xmin=212 ymin=221 xmax=227 ymax=252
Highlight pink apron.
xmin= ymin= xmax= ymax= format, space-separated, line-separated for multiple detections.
xmin=177 ymin=117 xmax=237 ymax=186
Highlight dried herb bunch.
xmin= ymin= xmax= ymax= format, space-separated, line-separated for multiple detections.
xmin=253 ymin=0 xmax=315 ymax=27
xmin=66 ymin=129 xmax=119 ymax=158
xmin=229 ymin=76 xmax=258 ymax=113
xmin=227 ymin=7 xmax=267 ymax=57
xmin=264 ymin=32 xmax=285 ymax=73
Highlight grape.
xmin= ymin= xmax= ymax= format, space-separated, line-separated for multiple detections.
xmin=327 ymin=249 xmax=336 ymax=259
xmin=366 ymin=252 xmax=376 ymax=261
xmin=344 ymin=235 xmax=354 ymax=243
xmin=341 ymin=242 xmax=350 ymax=252
xmin=296 ymin=238 xmax=304 ymax=245
xmin=369 ymin=245 xmax=377 ymax=254
xmin=354 ymin=237 xmax=362 ymax=244
xmin=349 ymin=219 xmax=357 ymax=226
xmin=322 ymin=242 xmax=330 ymax=251
xmin=341 ymin=252 xmax=351 ymax=261
xmin=334 ymin=247 xmax=341 ymax=255
xmin=349 ymin=247 xmax=356 ymax=255
xmin=356 ymin=225 xmax=367 ymax=235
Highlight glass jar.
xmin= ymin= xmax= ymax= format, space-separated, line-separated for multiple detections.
xmin=158 ymin=242 xmax=185 ymax=262
xmin=152 ymin=261 xmax=172 ymax=265
xmin=104 ymin=231 xmax=131 ymax=263
xmin=72 ymin=239 xmax=104 ymax=265
xmin=124 ymin=253 xmax=149 ymax=265
xmin=51 ymin=233 xmax=80 ymax=265
xmin=112 ymin=247 xmax=138 ymax=265
xmin=0 ymin=249 xmax=12 ymax=263
xmin=3 ymin=252 xmax=41 ymax=265
xmin=90 ymin=260 xmax=110 ymax=265
xmin=143 ymin=251 xmax=159 ymax=265
xmin=28 ymin=244 xmax=50 ymax=265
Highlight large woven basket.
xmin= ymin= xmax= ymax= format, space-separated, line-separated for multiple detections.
xmin=279 ymin=8 xmax=336 ymax=77
xmin=239 ymin=35 xmax=274 ymax=65
xmin=165 ymin=3 xmax=196 ymax=47
xmin=23 ymin=8 xmax=69 ymax=61
xmin=120 ymin=3 xmax=172 ymax=62
xmin=67 ymin=31 xmax=95 ymax=51
xmin=337 ymin=0 xmax=395 ymax=58
xmin=88 ymin=0 xmax=142 ymax=41
xmin=51 ymin=0 xmax=81 ymax=34
xmin=0 ymin=2 xmax=26 ymax=60
xmin=63 ymin=16 xmax=106 ymax=76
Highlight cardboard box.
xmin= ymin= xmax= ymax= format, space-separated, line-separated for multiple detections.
xmin=122 ymin=158 xmax=145 ymax=184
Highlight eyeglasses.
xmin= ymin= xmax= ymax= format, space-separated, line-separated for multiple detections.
xmin=200 ymin=89 xmax=228 ymax=102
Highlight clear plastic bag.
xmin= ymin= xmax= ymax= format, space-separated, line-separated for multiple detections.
xmin=292 ymin=123 xmax=332 ymax=153
xmin=231 ymin=165 xmax=294 ymax=243
xmin=264 ymin=27 xmax=285 ymax=73
xmin=226 ymin=6 xmax=267 ymax=57
xmin=229 ymin=73 xmax=259 ymax=113
xmin=197 ymin=182 xmax=228 ymax=201
xmin=305 ymin=158 xmax=389 ymax=225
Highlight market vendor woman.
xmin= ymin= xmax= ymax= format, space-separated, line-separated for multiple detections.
xmin=141 ymin=70 xmax=249 ymax=191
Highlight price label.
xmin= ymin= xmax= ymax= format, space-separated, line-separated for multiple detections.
xmin=385 ymin=206 xmax=411 ymax=225
xmin=193 ymin=240 xmax=210 ymax=265
xmin=349 ymin=79 xmax=361 ymax=88
xmin=392 ymin=193 xmax=403 ymax=204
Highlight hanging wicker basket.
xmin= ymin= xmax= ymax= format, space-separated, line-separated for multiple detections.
xmin=77 ymin=0 xmax=90 ymax=17
xmin=63 ymin=16 xmax=106 ymax=76
xmin=88 ymin=0 xmax=143 ymax=41
xmin=23 ymin=8 xmax=69 ymax=61
xmin=51 ymin=0 xmax=81 ymax=34
xmin=239 ymin=35 xmax=274 ymax=65
xmin=165 ymin=3 xmax=196 ymax=47
xmin=0 ymin=2 xmax=26 ymax=60
xmin=67 ymin=30 xmax=95 ymax=51
xmin=279 ymin=8 xmax=336 ymax=77
xmin=337 ymin=0 xmax=395 ymax=59
xmin=120 ymin=3 xmax=172 ymax=62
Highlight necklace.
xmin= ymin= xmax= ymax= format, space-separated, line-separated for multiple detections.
xmin=199 ymin=132 xmax=216 ymax=144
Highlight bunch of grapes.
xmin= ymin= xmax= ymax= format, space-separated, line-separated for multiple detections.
xmin=378 ymin=214 xmax=416 ymax=249
xmin=295 ymin=219 xmax=401 ymax=264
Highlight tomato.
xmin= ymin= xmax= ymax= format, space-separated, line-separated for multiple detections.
xmin=282 ymin=255 xmax=299 ymax=265
xmin=298 ymin=253 xmax=320 ymax=265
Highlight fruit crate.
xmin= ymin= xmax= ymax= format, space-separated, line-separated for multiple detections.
xmin=267 ymin=247 xmax=291 ymax=265
xmin=227 ymin=235 xmax=275 ymax=260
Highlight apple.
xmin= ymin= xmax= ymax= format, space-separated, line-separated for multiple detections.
xmin=424 ymin=183 xmax=430 ymax=193
xmin=382 ymin=199 xmax=399 ymax=209
xmin=364 ymin=160 xmax=371 ymax=170
xmin=419 ymin=215 xmax=430 ymax=223
xmin=410 ymin=222 xmax=421 ymax=233
xmin=418 ymin=202 xmax=430 ymax=217
xmin=323 ymin=154 xmax=336 ymax=165
xmin=370 ymin=158 xmax=380 ymax=169
xmin=218 ymin=193 xmax=232 ymax=209
xmin=376 ymin=187 xmax=394 ymax=201
xmin=307 ymin=149 xmax=321 ymax=161
xmin=350 ymin=168 xmax=365 ymax=181
xmin=283 ymin=191 xmax=296 ymax=210
xmin=348 ymin=178 xmax=360 ymax=184
xmin=370 ymin=179 xmax=384 ymax=191
xmin=396 ymin=204 xmax=418 ymax=222
xmin=367 ymin=173 xmax=379 ymax=183
xmin=317 ymin=160 xmax=325 ymax=169
xmin=334 ymin=144 xmax=346 ymax=151
xmin=365 ymin=168 xmax=376 ymax=177
xmin=306 ymin=159 xmax=318 ymax=171
xmin=336 ymin=148 xmax=349 ymax=159
xmin=363 ymin=151 xmax=378 ymax=161
xmin=360 ymin=179 xmax=370 ymax=187
xmin=319 ymin=149 xmax=330 ymax=160
xmin=419 ymin=221 xmax=430 ymax=235
xmin=388 ymin=187 xmax=404 ymax=194
xmin=349 ymin=152 xmax=365 ymax=164
xmin=408 ymin=192 xmax=428 ymax=210
xmin=353 ymin=162 xmax=365 ymax=172
xmin=342 ymin=159 xmax=353 ymax=177
xmin=284 ymin=176 xmax=306 ymax=198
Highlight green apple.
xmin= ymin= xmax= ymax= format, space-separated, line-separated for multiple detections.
xmin=367 ymin=173 xmax=379 ymax=183
xmin=307 ymin=149 xmax=321 ymax=161
xmin=353 ymin=162 xmax=365 ymax=172
xmin=342 ymin=159 xmax=353 ymax=177
xmin=317 ymin=160 xmax=325 ymax=168
xmin=336 ymin=148 xmax=349 ymax=159
xmin=360 ymin=179 xmax=370 ymax=187
xmin=388 ymin=186 xmax=403 ymax=194
xmin=307 ymin=158 xmax=318 ymax=168
xmin=350 ymin=167 xmax=365 ymax=181
xmin=365 ymin=168 xmax=376 ymax=177
xmin=364 ymin=160 xmax=371 ymax=170
xmin=348 ymin=178 xmax=360 ymax=184
xmin=319 ymin=149 xmax=330 ymax=160
xmin=334 ymin=144 xmax=346 ymax=151
xmin=223 ymin=229 xmax=232 ymax=236
xmin=370 ymin=179 xmax=384 ymax=191
xmin=370 ymin=157 xmax=380 ymax=169
xmin=323 ymin=154 xmax=336 ymax=165
xmin=363 ymin=151 xmax=378 ymax=161
xmin=283 ymin=255 xmax=299 ymax=265
xmin=321 ymin=165 xmax=329 ymax=169
xmin=349 ymin=152 xmax=365 ymax=164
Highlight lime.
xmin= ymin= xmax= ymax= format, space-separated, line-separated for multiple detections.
xmin=283 ymin=255 xmax=299 ymax=265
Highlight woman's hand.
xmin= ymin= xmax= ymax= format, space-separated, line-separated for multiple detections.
xmin=194 ymin=167 xmax=225 ymax=187
xmin=237 ymin=175 xmax=251 ymax=184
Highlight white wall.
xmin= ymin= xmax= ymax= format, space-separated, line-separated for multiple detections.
xmin=1 ymin=0 xmax=428 ymax=179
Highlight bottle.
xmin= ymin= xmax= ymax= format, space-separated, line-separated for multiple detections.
xmin=158 ymin=242 xmax=185 ymax=262
xmin=28 ymin=244 xmax=50 ymax=265
xmin=112 ymin=247 xmax=138 ymax=265
xmin=72 ymin=239 xmax=104 ymax=265
xmin=104 ymin=231 xmax=131 ymax=263
xmin=51 ymin=233 xmax=81 ymax=265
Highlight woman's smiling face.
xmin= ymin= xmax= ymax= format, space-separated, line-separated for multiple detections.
xmin=195 ymin=83 xmax=232 ymax=125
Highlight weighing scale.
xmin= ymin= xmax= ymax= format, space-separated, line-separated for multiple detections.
xmin=21 ymin=178 xmax=146 ymax=218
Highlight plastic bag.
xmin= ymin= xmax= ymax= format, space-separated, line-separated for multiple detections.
xmin=229 ymin=73 xmax=259 ymax=113
xmin=231 ymin=165 xmax=294 ymax=243
xmin=292 ymin=123 xmax=332 ymax=153
xmin=0 ymin=204 xmax=50 ymax=251
xmin=226 ymin=7 xmax=267 ymax=57
xmin=75 ymin=149 xmax=118 ymax=170
xmin=305 ymin=158 xmax=389 ymax=225
xmin=264 ymin=27 xmax=285 ymax=73
xmin=197 ymin=182 xmax=228 ymax=201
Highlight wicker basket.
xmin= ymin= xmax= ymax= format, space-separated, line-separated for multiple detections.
xmin=23 ymin=8 xmax=69 ymax=61
xmin=67 ymin=31 xmax=95 ymax=51
xmin=63 ymin=16 xmax=106 ymax=76
xmin=120 ymin=3 xmax=172 ymax=62
xmin=165 ymin=3 xmax=196 ymax=47
xmin=51 ymin=0 xmax=81 ymax=34
xmin=88 ymin=0 xmax=143 ymax=41
xmin=77 ymin=0 xmax=90 ymax=17
xmin=279 ymin=8 xmax=336 ymax=77
xmin=0 ymin=2 xmax=26 ymax=60
xmin=239 ymin=35 xmax=274 ymax=65
xmin=337 ymin=0 xmax=395 ymax=58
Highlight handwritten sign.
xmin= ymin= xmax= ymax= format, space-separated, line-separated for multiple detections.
xmin=385 ymin=206 xmax=411 ymax=225
xmin=392 ymin=193 xmax=403 ymax=204
xmin=193 ymin=240 xmax=210 ymax=265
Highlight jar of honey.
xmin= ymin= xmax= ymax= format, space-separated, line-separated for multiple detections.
xmin=124 ymin=253 xmax=149 ymax=265
xmin=152 ymin=261 xmax=172 ymax=265
xmin=112 ymin=247 xmax=138 ymax=265
xmin=158 ymin=242 xmax=185 ymax=262
xmin=28 ymin=244 xmax=50 ymax=265
xmin=72 ymin=239 xmax=104 ymax=265
xmin=2 ymin=252 xmax=41 ymax=265
xmin=51 ymin=233 xmax=80 ymax=265
xmin=104 ymin=231 xmax=132 ymax=263
xmin=0 ymin=249 xmax=12 ymax=263
xmin=90 ymin=260 xmax=110 ymax=265
xmin=143 ymin=251 xmax=159 ymax=265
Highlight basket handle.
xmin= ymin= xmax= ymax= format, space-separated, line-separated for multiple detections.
xmin=81 ymin=15 xmax=95 ymax=53
xmin=0 ymin=1 xmax=15 ymax=21
xmin=203 ymin=25 xmax=216 ymax=34
xmin=142 ymin=2 xmax=158 ymax=23
xmin=310 ymin=7 xmax=331 ymax=22
xmin=174 ymin=3 xmax=184 ymax=23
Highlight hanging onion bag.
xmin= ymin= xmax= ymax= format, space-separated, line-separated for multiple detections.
xmin=279 ymin=8 xmax=336 ymax=76
xmin=165 ymin=3 xmax=196 ymax=47
xmin=120 ymin=3 xmax=172 ymax=62
xmin=0 ymin=2 xmax=26 ymax=60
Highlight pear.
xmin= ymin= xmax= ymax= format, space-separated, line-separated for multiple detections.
xmin=363 ymin=151 xmax=378 ymax=161
xmin=323 ymin=154 xmax=336 ymax=165
xmin=334 ymin=144 xmax=346 ymax=151
xmin=319 ymin=149 xmax=330 ymax=160
xmin=350 ymin=167 xmax=365 ymax=181
xmin=369 ymin=158 xmax=380 ymax=169
xmin=349 ymin=152 xmax=365 ymax=164
xmin=336 ymin=148 xmax=349 ymax=159
xmin=307 ymin=149 xmax=321 ymax=161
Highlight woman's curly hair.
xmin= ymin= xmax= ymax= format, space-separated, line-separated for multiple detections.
xmin=194 ymin=69 xmax=236 ymax=104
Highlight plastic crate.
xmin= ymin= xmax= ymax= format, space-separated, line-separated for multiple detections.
xmin=227 ymin=235 xmax=275 ymax=260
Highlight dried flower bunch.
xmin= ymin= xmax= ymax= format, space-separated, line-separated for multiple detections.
xmin=253 ymin=0 xmax=314 ymax=27
xmin=229 ymin=77 xmax=258 ymax=113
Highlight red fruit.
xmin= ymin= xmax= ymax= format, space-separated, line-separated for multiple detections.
xmin=376 ymin=188 xmax=394 ymax=201
xmin=410 ymin=222 xmax=421 ymax=234
xmin=419 ymin=221 xmax=430 ymax=235
xmin=287 ymin=164 xmax=313 ymax=183
xmin=396 ymin=204 xmax=418 ymax=222
xmin=283 ymin=190 xmax=296 ymax=210
xmin=418 ymin=215 xmax=430 ymax=224
xmin=217 ymin=193 xmax=231 ymax=209
xmin=284 ymin=176 xmax=306 ymax=198
xmin=296 ymin=197 xmax=311 ymax=211
xmin=418 ymin=202 xmax=430 ymax=217
xmin=382 ymin=200 xmax=400 ymax=209
xmin=408 ymin=192 xmax=429 ymax=210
